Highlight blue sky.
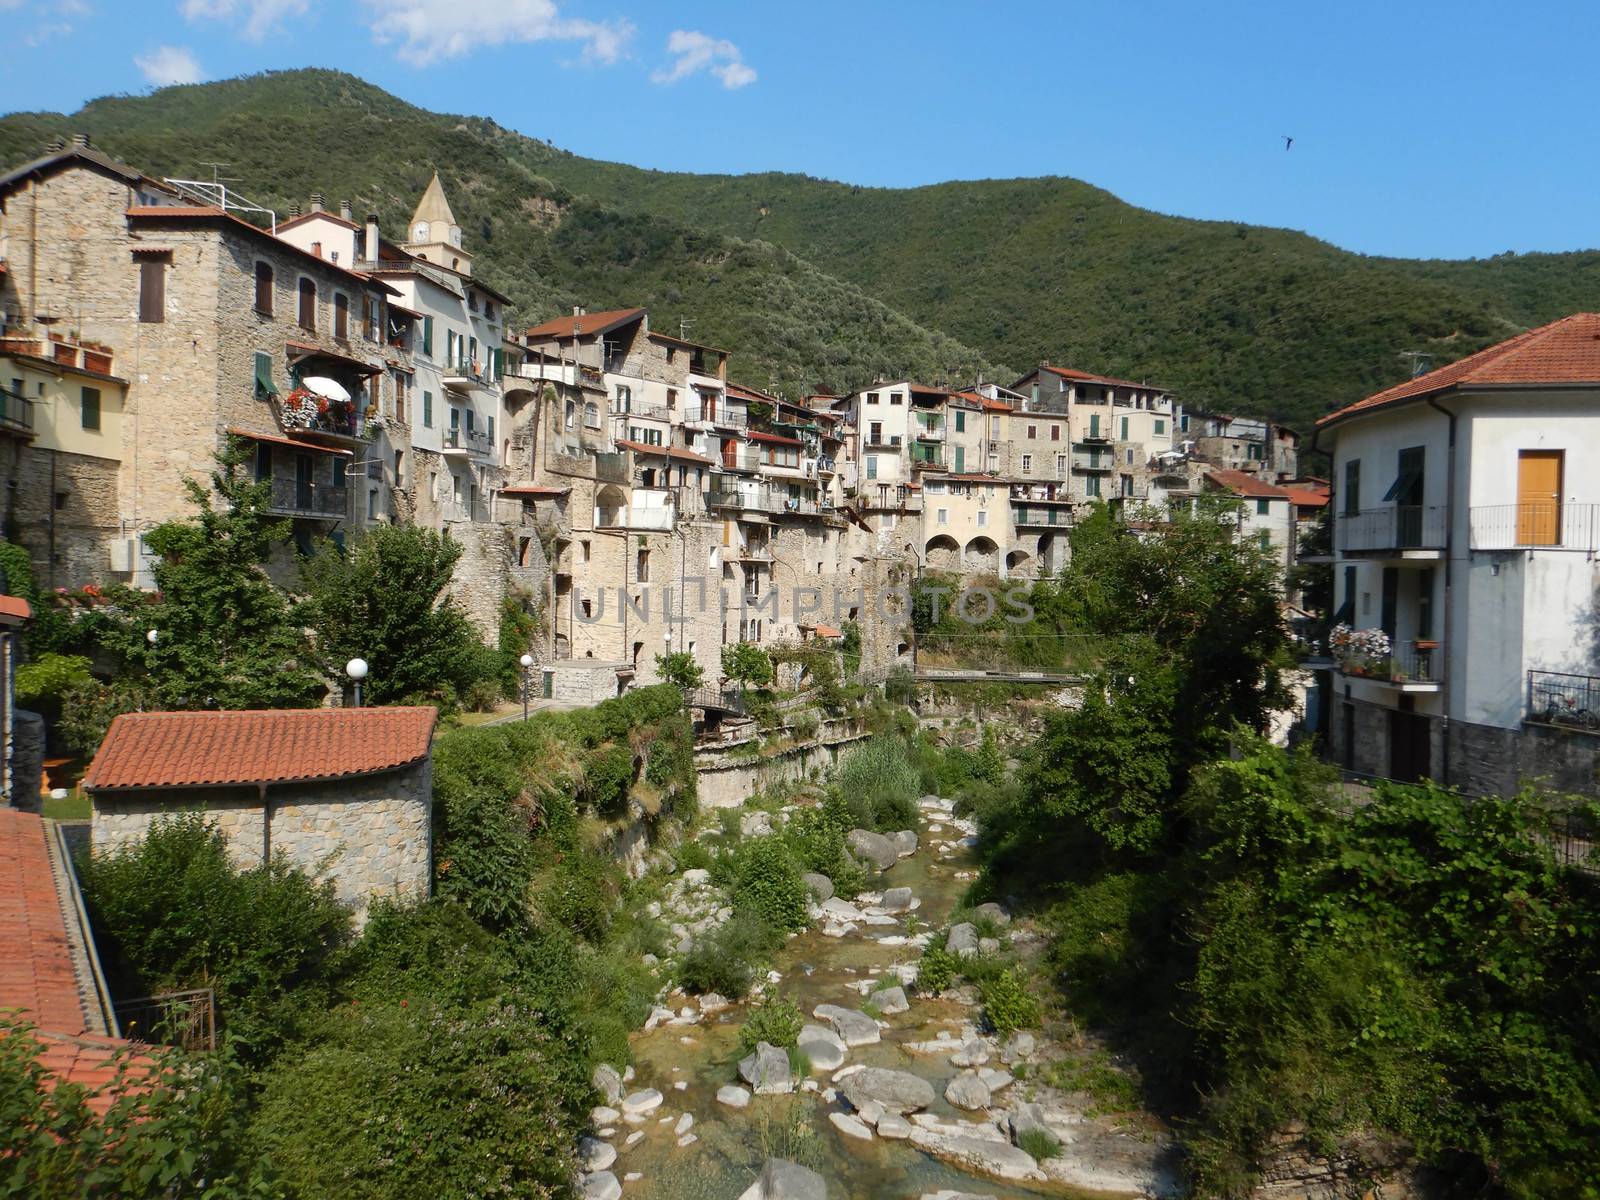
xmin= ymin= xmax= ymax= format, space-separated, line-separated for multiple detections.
xmin=2 ymin=0 xmax=1596 ymax=261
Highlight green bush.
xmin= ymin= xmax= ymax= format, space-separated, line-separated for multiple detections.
xmin=678 ymin=911 xmax=782 ymax=998
xmin=1017 ymin=1127 xmax=1062 ymax=1162
xmin=977 ymin=968 xmax=1040 ymax=1038
xmin=916 ymin=943 xmax=959 ymax=994
xmin=834 ymin=736 xmax=921 ymax=830
xmin=732 ymin=836 xmax=810 ymax=932
xmin=14 ymin=652 xmax=94 ymax=707
xmin=583 ymin=743 xmax=635 ymax=817
xmin=738 ymin=996 xmax=804 ymax=1053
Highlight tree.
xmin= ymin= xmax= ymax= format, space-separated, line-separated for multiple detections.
xmin=128 ymin=442 xmax=323 ymax=710
xmin=721 ymin=641 xmax=773 ymax=704
xmin=654 ymin=650 xmax=704 ymax=693
xmin=299 ymin=524 xmax=501 ymax=709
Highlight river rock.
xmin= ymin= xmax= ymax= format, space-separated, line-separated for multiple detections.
xmin=919 ymin=1193 xmax=997 ymax=1200
xmin=801 ymin=872 xmax=834 ymax=902
xmin=919 ymin=794 xmax=944 ymax=807
xmin=829 ymin=1111 xmax=874 ymax=1141
xmin=592 ymin=1063 xmax=623 ymax=1104
xmin=837 ymin=1067 xmax=936 ymax=1115
xmin=945 ymin=1070 xmax=992 ymax=1110
xmin=718 ymin=1085 xmax=751 ymax=1108
xmin=698 ymin=992 xmax=731 ymax=1014
xmin=675 ymin=1112 xmax=694 ymax=1135
xmin=908 ymin=1119 xmax=1042 ymax=1182
xmin=739 ymin=1042 xmax=793 ymax=1094
xmin=818 ymin=897 xmax=865 ymax=923
xmin=973 ymin=902 xmax=1011 ymax=926
xmin=1007 ymin=1103 xmax=1051 ymax=1144
xmin=621 ymin=1088 xmax=663 ymax=1115
xmin=591 ymin=1105 xmax=620 ymax=1126
xmin=741 ymin=810 xmax=774 ymax=838
xmin=578 ymin=1136 xmax=616 ymax=1172
xmin=978 ymin=937 xmax=1001 ymax=956
xmin=580 ymin=1171 xmax=622 ymax=1200
xmin=737 ymin=1158 xmax=828 ymax=1200
xmin=946 ymin=923 xmax=979 ymax=957
xmin=880 ymin=887 xmax=914 ymax=913
xmin=977 ymin=1068 xmax=1013 ymax=1093
xmin=889 ymin=830 xmax=919 ymax=858
xmin=846 ymin=829 xmax=900 ymax=871
xmin=681 ymin=868 xmax=711 ymax=886
xmin=797 ymin=1024 xmax=848 ymax=1070
xmin=877 ymin=1113 xmax=913 ymax=1139
xmin=998 ymin=1031 xmax=1035 ymax=1064
xmin=950 ymin=1038 xmax=991 ymax=1067
xmin=823 ymin=1007 xmax=881 ymax=1046
xmin=873 ymin=986 xmax=909 ymax=1014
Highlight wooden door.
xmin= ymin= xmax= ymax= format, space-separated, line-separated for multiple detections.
xmin=1517 ymin=450 xmax=1563 ymax=545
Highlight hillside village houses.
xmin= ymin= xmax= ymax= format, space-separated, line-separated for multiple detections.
xmin=1 ymin=133 xmax=1324 ymax=706
xmin=1315 ymin=312 xmax=1600 ymax=797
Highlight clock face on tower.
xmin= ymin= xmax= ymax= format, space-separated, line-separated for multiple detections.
xmin=413 ymin=222 xmax=428 ymax=241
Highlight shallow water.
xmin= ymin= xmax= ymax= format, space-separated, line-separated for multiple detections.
xmin=613 ymin=807 xmax=1113 ymax=1200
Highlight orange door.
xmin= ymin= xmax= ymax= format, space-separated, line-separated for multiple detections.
xmin=1516 ymin=450 xmax=1563 ymax=545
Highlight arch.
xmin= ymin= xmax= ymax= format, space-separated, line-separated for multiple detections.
xmin=1005 ymin=548 xmax=1033 ymax=577
xmin=596 ymin=484 xmax=628 ymax=529
xmin=924 ymin=534 xmax=960 ymax=571
xmin=963 ymin=536 xmax=999 ymax=573
xmin=1035 ymin=533 xmax=1067 ymax=577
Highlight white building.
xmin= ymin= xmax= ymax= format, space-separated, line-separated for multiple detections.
xmin=1316 ymin=313 xmax=1600 ymax=795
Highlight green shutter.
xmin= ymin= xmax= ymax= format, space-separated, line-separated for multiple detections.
xmin=254 ymin=351 xmax=279 ymax=397
xmin=422 ymin=316 xmax=434 ymax=357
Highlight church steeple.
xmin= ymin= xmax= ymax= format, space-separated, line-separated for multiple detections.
xmin=403 ymin=172 xmax=472 ymax=275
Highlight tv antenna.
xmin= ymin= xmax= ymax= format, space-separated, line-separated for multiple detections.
xmin=1399 ymin=350 xmax=1433 ymax=379
xmin=678 ymin=318 xmax=694 ymax=341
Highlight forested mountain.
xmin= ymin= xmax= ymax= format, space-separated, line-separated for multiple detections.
xmin=5 ymin=69 xmax=1597 ymax=427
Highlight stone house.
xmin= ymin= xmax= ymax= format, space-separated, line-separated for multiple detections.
xmin=84 ymin=706 xmax=437 ymax=925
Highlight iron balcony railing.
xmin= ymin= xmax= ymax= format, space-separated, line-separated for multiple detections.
xmin=1469 ymin=503 xmax=1600 ymax=552
xmin=0 ymin=386 xmax=35 ymax=434
xmin=1336 ymin=505 xmax=1447 ymax=553
xmin=1528 ymin=670 xmax=1600 ymax=730
xmin=1071 ymin=451 xmax=1114 ymax=471
xmin=1013 ymin=506 xmax=1072 ymax=528
xmin=1334 ymin=639 xmax=1442 ymax=686
xmin=444 ymin=426 xmax=494 ymax=455
xmin=268 ymin=475 xmax=347 ymax=517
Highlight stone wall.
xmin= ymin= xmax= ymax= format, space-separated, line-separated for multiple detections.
xmin=9 ymin=708 xmax=44 ymax=813
xmin=90 ymin=762 xmax=431 ymax=926
xmin=4 ymin=439 xmax=123 ymax=592
xmin=694 ymin=725 xmax=870 ymax=809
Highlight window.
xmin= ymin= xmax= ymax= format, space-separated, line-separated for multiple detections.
xmin=865 ymin=455 xmax=878 ymax=480
xmin=80 ymin=387 xmax=101 ymax=431
xmin=1120 ymin=416 xmax=1129 ymax=440
xmin=1256 ymin=498 xmax=1270 ymax=515
xmin=1154 ymin=419 xmax=1166 ymax=435
xmin=393 ymin=371 xmax=408 ymax=423
xmin=1056 ymin=453 xmax=1067 ymax=475
xmin=1125 ymin=448 xmax=1134 ymax=465
xmin=977 ymin=509 xmax=987 ymax=527
xmin=469 ymin=335 xmax=478 ymax=367
xmin=254 ymin=262 xmax=273 ymax=315
xmin=1021 ymin=453 xmax=1032 ymax=472
xmin=138 ymin=258 xmax=166 ymax=323
xmin=368 ymin=489 xmax=379 ymax=520
xmin=364 ymin=296 xmax=378 ymax=341
xmin=955 ymin=411 xmax=966 ymax=433
xmin=1086 ymin=474 xmax=1101 ymax=498
xmin=334 ymin=293 xmax=349 ymax=340
xmin=866 ymin=391 xmax=879 ymax=405
xmin=665 ymin=346 xmax=677 ymax=364
xmin=393 ymin=450 xmax=404 ymax=487
xmin=1050 ymin=425 xmax=1061 ymax=441
xmin=617 ymin=385 xmax=632 ymax=412
xmin=1343 ymin=458 xmax=1361 ymax=516
xmin=667 ymin=388 xmax=678 ymax=410
xmin=253 ymin=351 xmax=279 ymax=399
xmin=297 ymin=278 xmax=316 ymax=332
xmin=937 ymin=508 xmax=948 ymax=525
xmin=581 ymin=540 xmax=591 ymax=563
xmin=422 ymin=390 xmax=434 ymax=428
xmin=584 ymin=402 xmax=600 ymax=429
xmin=869 ymin=421 xmax=883 ymax=444
xmin=636 ymin=549 xmax=650 ymax=582
xmin=487 ymin=415 xmax=495 ymax=444
xmin=889 ymin=392 xmax=903 ymax=405
xmin=1027 ymin=425 xmax=1037 ymax=439
xmin=255 ymin=442 xmax=272 ymax=481
xmin=333 ymin=458 xmax=348 ymax=488
xmin=422 ymin=316 xmax=434 ymax=358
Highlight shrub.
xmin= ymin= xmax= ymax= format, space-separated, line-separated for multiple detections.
xmin=14 ymin=652 xmax=94 ymax=707
xmin=732 ymin=836 xmax=810 ymax=932
xmin=834 ymin=735 xmax=921 ymax=830
xmin=978 ymin=968 xmax=1040 ymax=1038
xmin=738 ymin=996 xmax=804 ymax=1053
xmin=678 ymin=911 xmax=782 ymax=998
xmin=916 ymin=943 xmax=959 ymax=994
xmin=583 ymin=743 xmax=635 ymax=817
xmin=1017 ymin=1127 xmax=1062 ymax=1162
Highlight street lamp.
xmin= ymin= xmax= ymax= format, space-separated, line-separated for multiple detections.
xmin=146 ymin=628 xmax=159 ymax=645
xmin=519 ymin=653 xmax=535 ymax=720
xmin=346 ymin=657 xmax=369 ymax=708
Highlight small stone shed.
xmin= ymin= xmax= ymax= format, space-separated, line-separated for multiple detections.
xmin=83 ymin=706 xmax=437 ymax=925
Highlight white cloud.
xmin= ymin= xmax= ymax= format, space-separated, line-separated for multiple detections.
xmin=12 ymin=0 xmax=91 ymax=45
xmin=135 ymin=45 xmax=206 ymax=87
xmin=180 ymin=0 xmax=309 ymax=41
xmin=651 ymin=30 xmax=756 ymax=90
xmin=365 ymin=0 xmax=634 ymax=68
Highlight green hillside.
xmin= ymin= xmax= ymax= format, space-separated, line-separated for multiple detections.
xmin=5 ymin=68 xmax=1598 ymax=427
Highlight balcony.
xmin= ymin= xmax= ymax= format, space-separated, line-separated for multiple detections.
xmin=443 ymin=426 xmax=494 ymax=458
xmin=0 ymin=387 xmax=34 ymax=437
xmin=708 ymin=487 xmax=771 ymax=513
xmin=1528 ymin=670 xmax=1600 ymax=731
xmin=1336 ymin=505 xmax=1446 ymax=557
xmin=439 ymin=498 xmax=490 ymax=523
xmin=735 ymin=545 xmax=773 ymax=561
xmin=816 ymin=456 xmax=836 ymax=475
xmin=1079 ymin=426 xmax=1114 ymax=443
xmin=1332 ymin=632 xmax=1442 ymax=691
xmin=1469 ymin=503 xmax=1600 ymax=552
xmin=266 ymin=475 xmax=347 ymax=519
xmin=721 ymin=448 xmax=762 ymax=473
xmin=442 ymin=365 xmax=495 ymax=393
xmin=1013 ymin=506 xmax=1072 ymax=529
xmin=910 ymin=445 xmax=945 ymax=469
xmin=1071 ymin=451 xmax=1114 ymax=472
xmin=913 ymin=420 xmax=945 ymax=442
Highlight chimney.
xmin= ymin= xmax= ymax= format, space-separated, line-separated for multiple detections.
xmin=339 ymin=199 xmax=353 ymax=222
xmin=289 ymin=201 xmax=302 ymax=219
xmin=365 ymin=213 xmax=380 ymax=263
xmin=45 ymin=136 xmax=66 ymax=152
xmin=310 ymin=192 xmax=325 ymax=213
xmin=572 ymin=305 xmax=586 ymax=317
xmin=71 ymin=133 xmax=90 ymax=149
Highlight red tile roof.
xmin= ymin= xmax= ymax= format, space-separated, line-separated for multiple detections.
xmin=748 ymin=431 xmax=801 ymax=447
xmin=1029 ymin=363 xmax=1162 ymax=392
xmin=0 ymin=594 xmax=31 ymax=621
xmin=0 ymin=809 xmax=90 ymax=1034
xmin=1318 ymin=313 xmax=1600 ymax=428
xmin=524 ymin=307 xmax=646 ymax=342
xmin=25 ymin=1029 xmax=157 ymax=1115
xmin=614 ymin=439 xmax=713 ymax=466
xmin=1205 ymin=468 xmax=1290 ymax=499
xmin=1282 ymin=484 xmax=1330 ymax=509
xmin=83 ymin=707 xmax=437 ymax=792
xmin=500 ymin=484 xmax=570 ymax=497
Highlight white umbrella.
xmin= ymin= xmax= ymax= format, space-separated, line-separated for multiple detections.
xmin=301 ymin=375 xmax=352 ymax=403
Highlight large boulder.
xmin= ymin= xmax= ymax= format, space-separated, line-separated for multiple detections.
xmin=889 ymin=830 xmax=919 ymax=858
xmin=880 ymin=887 xmax=914 ymax=913
xmin=950 ymin=1038 xmax=991 ymax=1068
xmin=1007 ymin=1102 xmax=1051 ymax=1144
xmin=837 ymin=1066 xmax=936 ymax=1115
xmin=846 ymin=829 xmax=901 ymax=871
xmin=797 ymin=1023 xmax=848 ymax=1071
xmin=578 ymin=1137 xmax=617 ymax=1171
xmin=620 ymin=1088 xmax=663 ymax=1116
xmin=873 ymin=986 xmax=910 ymax=1014
xmin=818 ymin=897 xmax=865 ymax=923
xmin=741 ymin=810 xmax=774 ymax=838
xmin=738 ymin=1041 xmax=794 ymax=1094
xmin=801 ymin=872 xmax=834 ymax=902
xmin=946 ymin=922 xmax=979 ymax=957
xmin=972 ymin=901 xmax=1011 ymax=926
xmin=718 ymin=1084 xmax=752 ymax=1108
xmin=737 ymin=1158 xmax=828 ymax=1200
xmin=944 ymin=1070 xmax=992 ymax=1111
xmin=591 ymin=1063 xmax=623 ymax=1104
xmin=822 ymin=1007 xmax=880 ymax=1047
xmin=581 ymin=1171 xmax=622 ymax=1200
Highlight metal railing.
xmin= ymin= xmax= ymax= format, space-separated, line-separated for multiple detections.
xmin=439 ymin=499 xmax=490 ymax=523
xmin=721 ymin=450 xmax=762 ymax=472
xmin=444 ymin=426 xmax=494 ymax=455
xmin=1071 ymin=451 xmax=1114 ymax=471
xmin=699 ymin=408 xmax=747 ymax=429
xmin=115 ymin=987 xmax=216 ymax=1051
xmin=1336 ymin=505 xmax=1447 ymax=553
xmin=1335 ymin=640 xmax=1442 ymax=685
xmin=0 ymin=386 xmax=34 ymax=433
xmin=1013 ymin=506 xmax=1072 ymax=528
xmin=1470 ymin=503 xmax=1600 ymax=552
xmin=1528 ymin=670 xmax=1600 ymax=730
xmin=268 ymin=475 xmax=347 ymax=517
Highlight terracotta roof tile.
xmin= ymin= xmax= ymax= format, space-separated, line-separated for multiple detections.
xmin=524 ymin=307 xmax=646 ymax=342
xmin=1319 ymin=312 xmax=1600 ymax=427
xmin=0 ymin=595 xmax=31 ymax=620
xmin=0 ymin=810 xmax=89 ymax=1034
xmin=614 ymin=439 xmax=713 ymax=465
xmin=1028 ymin=363 xmax=1163 ymax=392
xmin=83 ymin=707 xmax=437 ymax=792
xmin=747 ymin=431 xmax=801 ymax=447
xmin=1205 ymin=468 xmax=1290 ymax=499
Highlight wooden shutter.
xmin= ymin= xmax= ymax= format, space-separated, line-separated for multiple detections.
xmin=138 ymin=259 xmax=165 ymax=323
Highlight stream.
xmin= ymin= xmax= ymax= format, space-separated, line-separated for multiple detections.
xmin=584 ymin=796 xmax=1160 ymax=1200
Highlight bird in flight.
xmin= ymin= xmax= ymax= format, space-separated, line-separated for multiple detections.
xmin=1283 ymin=135 xmax=1294 ymax=151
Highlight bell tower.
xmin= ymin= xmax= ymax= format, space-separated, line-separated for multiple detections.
xmin=402 ymin=172 xmax=472 ymax=276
